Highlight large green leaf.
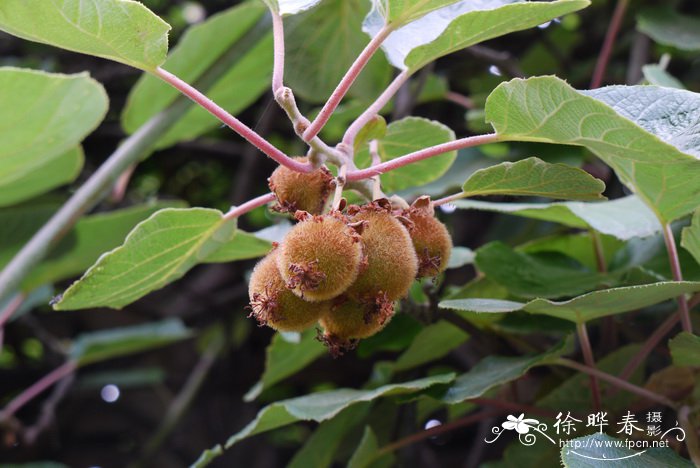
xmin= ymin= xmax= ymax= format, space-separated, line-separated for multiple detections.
xmin=440 ymin=282 xmax=700 ymax=324
xmin=461 ymin=157 xmax=605 ymax=201
xmin=642 ymin=64 xmax=685 ymax=90
xmin=453 ymin=196 xmax=661 ymax=241
xmin=364 ymin=1 xmax=588 ymax=71
xmin=53 ymin=208 xmax=237 ymax=310
xmin=475 ymin=242 xmax=608 ymax=299
xmin=393 ymin=320 xmax=468 ymax=372
xmin=637 ymin=7 xmax=700 ymax=52
xmin=486 ymin=76 xmax=700 ymax=223
xmin=0 ymin=202 xmax=183 ymax=291
xmin=244 ymin=329 xmax=326 ymax=401
xmin=262 ymin=0 xmax=323 ymax=15
xmin=440 ymin=338 xmax=571 ymax=404
xmin=122 ymin=2 xmax=271 ymax=149
xmin=224 ymin=373 xmax=454 ymax=448
xmin=0 ymin=68 xmax=107 ymax=206
xmin=669 ymin=332 xmax=700 ymax=367
xmin=285 ymin=0 xmax=391 ymax=104
xmin=561 ymin=433 xmax=693 ymax=467
xmin=70 ymin=318 xmax=191 ymax=366
xmin=204 ymin=231 xmax=272 ymax=263
xmin=355 ymin=117 xmax=456 ymax=192
xmin=0 ymin=0 xmax=170 ymax=70
xmin=372 ymin=0 xmax=461 ymax=26
xmin=681 ymin=210 xmax=700 ymax=266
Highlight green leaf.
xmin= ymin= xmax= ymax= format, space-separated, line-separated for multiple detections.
xmin=373 ymin=0 xmax=461 ymax=26
xmin=453 ymin=196 xmax=661 ymax=241
xmin=244 ymin=329 xmax=326 ymax=402
xmin=681 ymin=210 xmax=700 ymax=266
xmin=355 ymin=117 xmax=456 ymax=192
xmin=365 ymin=1 xmax=588 ymax=71
xmin=0 ymin=68 xmax=107 ymax=206
xmin=461 ymin=157 xmax=605 ymax=201
xmin=348 ymin=426 xmax=380 ymax=468
xmin=521 ymin=233 xmax=623 ymax=272
xmin=561 ymin=433 xmax=693 ymax=467
xmin=669 ymin=332 xmax=700 ymax=367
xmin=440 ymin=282 xmax=700 ymax=324
xmin=637 ymin=7 xmax=700 ymax=52
xmin=354 ymin=116 xmax=388 ymax=154
xmin=441 ymin=338 xmax=572 ymax=404
xmin=642 ymin=64 xmax=685 ymax=89
xmin=21 ymin=202 xmax=184 ymax=291
xmin=262 ymin=0 xmax=323 ymax=15
xmin=486 ymin=76 xmax=700 ymax=223
xmin=393 ymin=320 xmax=468 ymax=372
xmin=54 ymin=208 xmax=237 ymax=310
xmin=204 ymin=231 xmax=272 ymax=263
xmin=122 ymin=2 xmax=271 ymax=149
xmin=224 ymin=373 xmax=455 ymax=448
xmin=475 ymin=242 xmax=608 ymax=299
xmin=447 ymin=246 xmax=475 ymax=269
xmin=70 ymin=318 xmax=191 ymax=366
xmin=0 ymin=0 xmax=170 ymax=70
xmin=288 ymin=405 xmax=370 ymax=468
xmin=285 ymin=0 xmax=391 ymax=104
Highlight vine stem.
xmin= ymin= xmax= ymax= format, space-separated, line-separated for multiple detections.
xmin=332 ymin=165 xmax=348 ymax=210
xmin=590 ymin=0 xmax=629 ymax=88
xmin=154 ymin=67 xmax=312 ymax=173
xmin=554 ymin=358 xmax=676 ymax=408
xmin=0 ymin=293 xmax=24 ymax=331
xmin=662 ymin=223 xmax=693 ymax=332
xmin=303 ymin=25 xmax=394 ymax=142
xmin=342 ymin=70 xmax=411 ymax=149
xmin=577 ymin=323 xmax=602 ymax=412
xmin=271 ymin=9 xmax=285 ymax=93
xmin=0 ymin=361 xmax=78 ymax=422
xmin=346 ymin=133 xmax=501 ymax=181
xmin=223 ymin=193 xmax=276 ymax=221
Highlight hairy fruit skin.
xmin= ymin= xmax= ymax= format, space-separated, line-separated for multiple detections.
xmin=268 ymin=157 xmax=333 ymax=214
xmin=248 ymin=251 xmax=329 ymax=332
xmin=346 ymin=201 xmax=418 ymax=301
xmin=318 ymin=295 xmax=394 ymax=356
xmin=277 ymin=212 xmax=364 ymax=301
xmin=402 ymin=196 xmax=452 ymax=278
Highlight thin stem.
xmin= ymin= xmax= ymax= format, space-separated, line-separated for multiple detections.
xmin=576 ymin=323 xmax=602 ymax=411
xmin=271 ymin=9 xmax=285 ymax=93
xmin=0 ymin=293 xmax=25 ymax=331
xmin=155 ymin=67 xmax=312 ymax=173
xmin=555 ymin=358 xmax=676 ymax=408
xmin=433 ymin=192 xmax=464 ymax=207
xmin=590 ymin=0 xmax=629 ymax=88
xmin=223 ymin=193 xmax=276 ymax=221
xmin=342 ymin=70 xmax=411 ymax=149
xmin=303 ymin=25 xmax=394 ymax=142
xmin=369 ymin=140 xmax=383 ymax=200
xmin=0 ymin=361 xmax=78 ymax=422
xmin=346 ymin=133 xmax=501 ymax=181
xmin=110 ymin=163 xmax=137 ymax=203
xmin=590 ymin=230 xmax=608 ymax=273
xmin=332 ymin=165 xmax=348 ymax=211
xmin=378 ymin=409 xmax=502 ymax=455
xmin=445 ymin=91 xmax=474 ymax=110
xmin=663 ymin=223 xmax=692 ymax=332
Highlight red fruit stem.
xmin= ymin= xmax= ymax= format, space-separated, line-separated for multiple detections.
xmin=154 ymin=67 xmax=313 ymax=173
xmin=346 ymin=133 xmax=501 ymax=181
xmin=271 ymin=9 xmax=285 ymax=93
xmin=590 ymin=0 xmax=629 ymax=89
xmin=342 ymin=70 xmax=411 ymax=149
xmin=303 ymin=25 xmax=394 ymax=142
xmin=0 ymin=360 xmax=78 ymax=422
xmin=223 ymin=193 xmax=276 ymax=221
xmin=663 ymin=223 xmax=693 ymax=333
xmin=577 ymin=322 xmax=602 ymax=412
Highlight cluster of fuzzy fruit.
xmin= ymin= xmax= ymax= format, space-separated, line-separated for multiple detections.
xmin=247 ymin=161 xmax=452 ymax=356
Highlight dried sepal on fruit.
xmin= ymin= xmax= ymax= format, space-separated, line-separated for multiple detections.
xmin=277 ymin=211 xmax=364 ymax=301
xmin=268 ymin=156 xmax=333 ymax=215
xmin=345 ymin=199 xmax=417 ymax=302
xmin=318 ymin=294 xmax=394 ymax=357
xmin=248 ymin=250 xmax=329 ymax=332
xmin=402 ymin=196 xmax=452 ymax=278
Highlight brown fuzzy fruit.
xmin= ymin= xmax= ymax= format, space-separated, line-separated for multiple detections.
xmin=345 ymin=200 xmax=417 ymax=302
xmin=318 ymin=295 xmax=394 ymax=356
xmin=402 ymin=196 xmax=452 ymax=278
xmin=248 ymin=250 xmax=330 ymax=332
xmin=277 ymin=212 xmax=364 ymax=301
xmin=268 ymin=157 xmax=333 ymax=215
